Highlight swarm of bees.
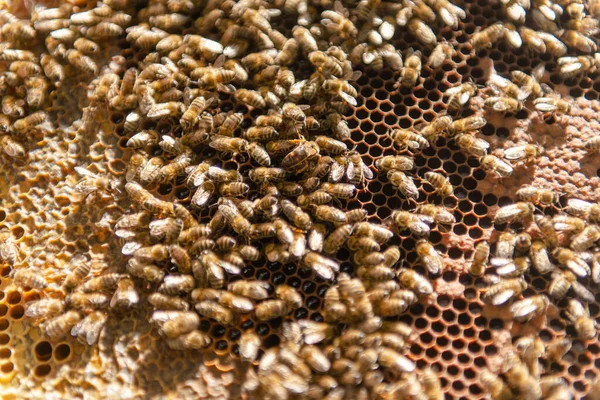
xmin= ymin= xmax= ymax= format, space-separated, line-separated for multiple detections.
xmin=2 ymin=0 xmax=600 ymax=397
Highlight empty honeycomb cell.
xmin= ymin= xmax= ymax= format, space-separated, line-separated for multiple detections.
xmin=35 ymin=341 xmax=53 ymax=362
xmin=0 ymin=348 xmax=10 ymax=360
xmin=8 ymin=305 xmax=23 ymax=320
xmin=53 ymin=343 xmax=71 ymax=363
xmin=1 ymin=362 xmax=14 ymax=374
xmin=34 ymin=364 xmax=51 ymax=378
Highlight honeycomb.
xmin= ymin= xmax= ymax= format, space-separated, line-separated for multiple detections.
xmin=0 ymin=0 xmax=599 ymax=398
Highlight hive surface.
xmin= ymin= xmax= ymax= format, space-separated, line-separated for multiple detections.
xmin=1 ymin=0 xmax=600 ymax=398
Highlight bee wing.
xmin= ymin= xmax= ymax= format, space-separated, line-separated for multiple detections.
xmin=311 ymin=263 xmax=333 ymax=280
xmin=218 ymin=259 xmax=241 ymax=275
xmin=362 ymin=163 xmax=374 ymax=179
xmin=503 ymin=146 xmax=527 ymax=160
xmin=231 ymin=296 xmax=254 ymax=313
xmin=565 ymin=258 xmax=590 ymax=278
xmin=490 ymin=289 xmax=518 ymax=305
xmin=115 ymin=229 xmax=137 ymax=239
xmin=74 ymin=166 xmax=98 ymax=178
xmin=445 ymin=86 xmax=462 ymax=96
xmin=217 ymin=83 xmax=236 ymax=94
xmin=533 ymin=99 xmax=556 ymax=112
xmin=532 ymin=63 xmax=545 ymax=80
xmin=510 ymin=299 xmax=537 ymax=318
xmin=345 ymin=160 xmax=356 ymax=181
xmin=122 ymin=241 xmax=142 ymax=256
xmin=571 ymin=281 xmax=595 ymax=303
xmin=489 ymin=97 xmax=512 ymax=112
xmin=338 ymin=90 xmax=357 ymax=106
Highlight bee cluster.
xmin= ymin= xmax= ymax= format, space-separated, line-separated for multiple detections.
xmin=1 ymin=0 xmax=600 ymax=397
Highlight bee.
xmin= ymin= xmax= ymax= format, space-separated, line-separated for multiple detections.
xmin=2 ymin=96 xmax=24 ymax=117
xmin=303 ymin=251 xmax=340 ymax=280
xmin=493 ymin=202 xmax=534 ymax=224
xmin=25 ymin=298 xmax=64 ymax=319
xmin=180 ymin=96 xmax=213 ymax=130
xmin=12 ymin=268 xmax=47 ymax=290
xmin=323 ymin=224 xmax=353 ymax=254
xmin=234 ymin=89 xmax=266 ymax=108
xmin=546 ymin=338 xmax=572 ymax=362
xmin=516 ymin=185 xmax=558 ymax=206
xmin=424 ymin=171 xmax=453 ymax=197
xmin=66 ymin=50 xmax=98 ymax=74
xmin=195 ymin=300 xmax=236 ymax=325
xmin=419 ymin=117 xmax=452 ymax=144
xmin=482 ymin=278 xmax=527 ymax=305
xmin=322 ymin=75 xmax=359 ymax=106
xmin=503 ymin=352 xmax=542 ymax=399
xmin=406 ymin=17 xmax=436 ymax=46
xmin=585 ymin=137 xmax=600 ymax=151
xmin=68 ymin=292 xmax=111 ymax=310
xmin=300 ymin=345 xmax=331 ymax=373
xmin=449 ymin=116 xmax=487 ymax=136
xmin=427 ymin=41 xmax=454 ymax=69
xmin=470 ymin=23 xmax=505 ymax=50
xmin=206 ymin=166 xmax=242 ymax=183
xmin=386 ymin=170 xmax=418 ymax=199
xmin=553 ymin=247 xmax=590 ymax=277
xmin=292 ymin=26 xmax=318 ymax=53
xmin=511 ymin=66 xmax=544 ymax=99
xmin=239 ymin=331 xmax=262 ymax=362
xmin=510 ymin=295 xmax=549 ymax=322
xmin=392 ymin=211 xmax=433 ymax=236
xmin=217 ymin=112 xmax=244 ymax=136
xmin=518 ymin=26 xmax=548 ymax=54
xmin=377 ymin=347 xmax=416 ymax=374
xmin=109 ymin=277 xmax=139 ymax=308
xmin=390 ymin=129 xmax=429 ymax=150
xmin=0 ymin=136 xmax=25 ymax=158
xmin=249 ymin=167 xmax=288 ymax=183
xmin=148 ymin=293 xmax=190 ymax=311
xmin=416 ymin=239 xmax=443 ymax=275
xmin=40 ymin=54 xmax=64 ymax=83
xmin=397 ymin=268 xmax=433 ymax=295
xmin=147 ymin=101 xmax=185 ymax=119
xmin=25 ymin=76 xmax=48 ymax=108
xmin=283 ymin=103 xmax=309 ymax=125
xmin=374 ymin=155 xmax=414 ymax=172
xmin=420 ymin=368 xmax=443 ymax=400
xmin=550 ymin=269 xmax=595 ymax=303
xmin=166 ymin=330 xmax=211 ymax=350
xmin=13 ymin=111 xmax=47 ymax=132
xmin=469 ymin=241 xmax=490 ymax=277
xmin=493 ymin=256 xmax=530 ymax=278
xmin=346 ymin=151 xmax=373 ymax=186
xmin=212 ymin=201 xmax=247 ymax=237
xmin=255 ymin=299 xmax=291 ymax=321
xmin=8 ymin=61 xmax=41 ymax=78
xmin=480 ymin=370 xmax=513 ymax=400
xmin=396 ymin=50 xmax=422 ymax=88
xmin=557 ymin=55 xmax=595 ymax=79
xmin=570 ymin=225 xmax=600 ymax=252
xmin=79 ymin=272 xmax=122 ymax=293
xmin=533 ymin=96 xmax=572 ymax=114
xmin=209 ymin=135 xmax=248 ymax=156
xmin=565 ymin=299 xmax=597 ymax=340
xmin=276 ymin=285 xmax=303 ymax=309
xmin=561 ymin=29 xmax=597 ymax=53
xmin=488 ymin=72 xmax=528 ymax=100
xmin=155 ymin=311 xmax=200 ymax=339
xmin=453 ymin=133 xmax=490 ymax=158
xmin=74 ymin=166 xmax=118 ymax=202
xmin=417 ymin=204 xmax=456 ymax=228
xmin=529 ymin=240 xmax=553 ymax=275
xmin=532 ymin=215 xmax=558 ymax=250
xmin=43 ymin=311 xmax=82 ymax=339
xmin=514 ymin=232 xmax=532 ymax=256
xmin=278 ymin=199 xmax=311 ymax=231
xmin=280 ymin=141 xmax=320 ymax=171
xmin=485 ymin=95 xmax=523 ymax=113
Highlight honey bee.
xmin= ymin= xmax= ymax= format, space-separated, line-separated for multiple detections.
xmin=194 ymin=301 xmax=236 ymax=325
xmin=323 ymin=224 xmax=353 ymax=254
xmin=377 ymin=347 xmax=416 ymax=373
xmin=314 ymin=136 xmax=347 ymax=155
xmin=585 ymin=137 xmax=600 ymax=152
xmin=565 ymin=299 xmax=597 ymax=340
xmin=397 ymin=268 xmax=433 ymax=295
xmin=312 ymin=204 xmax=347 ymax=224
xmin=468 ymin=241 xmax=490 ymax=277
xmin=557 ymin=55 xmax=595 ymax=79
xmin=416 ymin=239 xmax=443 ymax=275
xmin=322 ymin=74 xmax=360 ymax=106
xmin=546 ymin=338 xmax=572 ymax=362
xmin=40 ymin=54 xmax=64 ymax=83
xmin=156 ymin=311 xmax=200 ymax=338
xmin=218 ymin=198 xmax=252 ymax=236
xmin=347 ymin=151 xmax=373 ymax=186
xmin=74 ymin=166 xmax=118 ymax=202
xmin=510 ymin=295 xmax=549 ymax=322
xmin=66 ymin=50 xmax=98 ymax=74
xmin=493 ymin=202 xmax=535 ymax=224
xmin=485 ymin=95 xmax=523 ymax=113
xmin=480 ymin=370 xmax=513 ymax=400
xmin=529 ymin=240 xmax=553 ymax=275
xmin=13 ymin=111 xmax=47 ymax=132
xmin=374 ymin=155 xmax=414 ymax=172
xmin=444 ymin=82 xmax=478 ymax=114
xmin=147 ymin=101 xmax=185 ymax=119
xmin=255 ymin=299 xmax=291 ymax=321
xmin=553 ymin=247 xmax=590 ymax=277
xmin=561 ymin=29 xmax=597 ymax=53
xmin=148 ymin=293 xmax=190 ymax=311
xmin=78 ymin=272 xmax=122 ymax=293
xmin=180 ymin=96 xmax=213 ymax=130
xmin=25 ymin=76 xmax=48 ymax=108
xmin=516 ymin=185 xmax=558 ymax=206
xmin=321 ymin=3 xmax=358 ymax=40
xmin=280 ymin=141 xmax=320 ymax=171
xmin=518 ymin=26 xmax=548 ymax=54
xmin=300 ymin=345 xmax=332 ymax=373
xmin=493 ymin=256 xmax=530 ymax=277
xmin=303 ymin=251 xmax=340 ymax=280
xmin=396 ymin=50 xmax=422 ymax=88
xmin=2 ymin=96 xmax=24 ymax=118
xmin=68 ymin=292 xmax=111 ymax=310
xmin=239 ymin=331 xmax=262 ymax=362
xmin=218 ymin=112 xmax=244 ymax=136
xmin=533 ymin=96 xmax=572 ymax=114
xmin=249 ymin=167 xmax=289 ymax=183
xmin=166 ymin=330 xmax=212 ymax=350
xmin=209 ymin=135 xmax=249 ymax=157
xmin=12 ymin=268 xmax=48 ymax=290
xmin=390 ymin=128 xmax=429 ymax=150
xmin=445 ymin=118 xmax=484 ymax=140
xmin=488 ymin=72 xmax=528 ymax=101
xmin=206 ymin=166 xmax=242 ymax=183
xmin=235 ymin=89 xmax=266 ymax=108
xmin=227 ymin=280 xmax=270 ymax=301
xmin=391 ymin=210 xmax=433 ymax=236
xmin=281 ymin=199 xmax=312 ymax=230
xmin=427 ymin=41 xmax=454 ymax=69
xmin=515 ymin=232 xmax=532 ymax=256
xmin=470 ymin=22 xmax=505 ymax=50
xmin=482 ymin=278 xmax=526 ymax=305
xmin=25 ymin=298 xmax=64 ymax=319
xmin=570 ymin=225 xmax=600 ymax=252
xmin=292 ymin=26 xmax=318 ymax=53
xmin=550 ymin=269 xmax=595 ymax=303
xmin=0 ymin=135 xmax=25 ymax=158
xmin=43 ymin=311 xmax=82 ymax=339
xmin=387 ymin=170 xmax=419 ymax=199
xmin=423 ymin=171 xmax=453 ymax=197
